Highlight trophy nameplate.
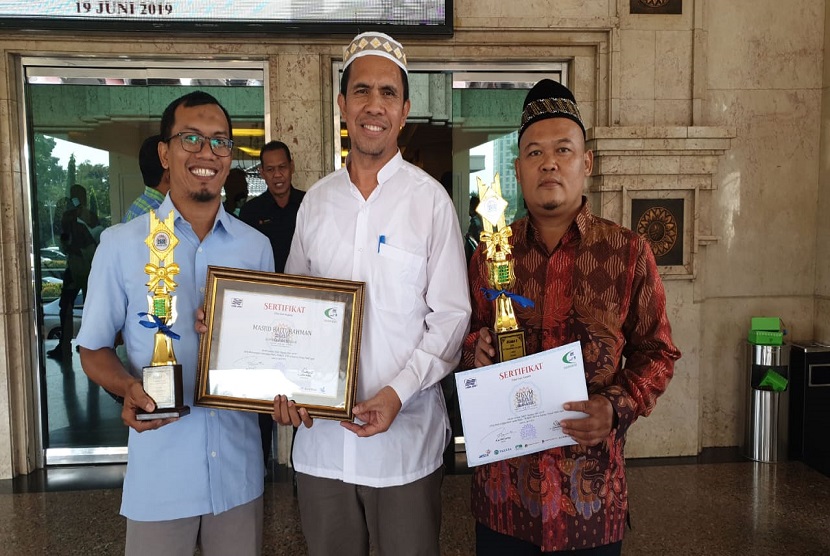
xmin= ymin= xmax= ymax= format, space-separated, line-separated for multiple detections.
xmin=476 ymin=175 xmax=531 ymax=363
xmin=136 ymin=211 xmax=190 ymax=420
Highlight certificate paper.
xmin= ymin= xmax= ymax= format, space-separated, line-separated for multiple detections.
xmin=210 ymin=289 xmax=346 ymax=401
xmin=196 ymin=267 xmax=364 ymax=421
xmin=455 ymin=341 xmax=589 ymax=467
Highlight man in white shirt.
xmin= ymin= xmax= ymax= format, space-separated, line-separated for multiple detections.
xmin=273 ymin=32 xmax=471 ymax=556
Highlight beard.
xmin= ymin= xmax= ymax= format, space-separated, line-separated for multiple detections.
xmin=352 ymin=137 xmax=388 ymax=159
xmin=541 ymin=201 xmax=561 ymax=211
xmin=190 ymin=188 xmax=218 ymax=203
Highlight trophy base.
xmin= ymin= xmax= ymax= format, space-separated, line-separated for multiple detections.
xmin=136 ymin=405 xmax=191 ymax=421
xmin=494 ymin=329 xmax=527 ymax=363
xmin=138 ymin=363 xmax=187 ymax=420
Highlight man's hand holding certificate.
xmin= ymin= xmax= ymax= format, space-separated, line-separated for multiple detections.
xmin=455 ymin=341 xmax=589 ymax=466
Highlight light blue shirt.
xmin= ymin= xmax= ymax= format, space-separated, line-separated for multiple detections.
xmin=77 ymin=196 xmax=274 ymax=521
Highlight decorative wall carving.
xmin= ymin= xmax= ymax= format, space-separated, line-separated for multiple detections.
xmin=630 ymin=0 xmax=682 ymax=14
xmin=587 ymin=126 xmax=734 ymax=279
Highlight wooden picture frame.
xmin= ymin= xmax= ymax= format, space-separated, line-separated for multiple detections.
xmin=195 ymin=266 xmax=364 ymax=421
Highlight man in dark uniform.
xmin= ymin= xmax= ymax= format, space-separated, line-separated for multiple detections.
xmin=240 ymin=141 xmax=304 ymax=273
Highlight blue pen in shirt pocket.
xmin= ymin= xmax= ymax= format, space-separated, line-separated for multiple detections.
xmin=377 ymin=234 xmax=386 ymax=253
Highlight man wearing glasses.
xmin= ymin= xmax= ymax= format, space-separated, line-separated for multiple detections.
xmin=78 ymin=91 xmax=274 ymax=555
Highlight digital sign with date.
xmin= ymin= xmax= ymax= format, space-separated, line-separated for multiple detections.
xmin=0 ymin=1 xmax=452 ymax=34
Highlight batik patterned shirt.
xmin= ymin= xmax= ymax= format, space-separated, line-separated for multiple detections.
xmin=461 ymin=199 xmax=680 ymax=551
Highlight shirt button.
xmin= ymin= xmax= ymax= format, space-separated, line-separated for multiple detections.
xmin=210 ymin=410 xmax=216 ymax=417
xmin=358 ymin=247 xmax=363 ymax=252
xmin=200 ymin=287 xmax=206 ymax=294
xmin=198 ymin=247 xmax=203 ymax=253
xmin=211 ymin=451 xmax=217 ymax=458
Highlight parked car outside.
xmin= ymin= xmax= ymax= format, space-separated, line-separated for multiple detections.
xmin=40 ymin=247 xmax=66 ymax=282
xmin=42 ymin=292 xmax=83 ymax=340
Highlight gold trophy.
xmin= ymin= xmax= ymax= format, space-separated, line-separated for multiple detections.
xmin=476 ymin=174 xmax=533 ymax=362
xmin=135 ymin=211 xmax=190 ymax=420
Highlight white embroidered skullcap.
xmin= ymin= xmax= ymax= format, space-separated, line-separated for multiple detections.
xmin=343 ymin=31 xmax=408 ymax=74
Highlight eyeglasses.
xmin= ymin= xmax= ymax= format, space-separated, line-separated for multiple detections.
xmin=165 ymin=132 xmax=234 ymax=157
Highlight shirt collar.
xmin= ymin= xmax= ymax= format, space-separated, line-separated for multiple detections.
xmin=345 ymin=151 xmax=404 ymax=196
xmin=377 ymin=151 xmax=404 ymax=185
xmin=155 ymin=195 xmax=236 ymax=238
xmin=573 ymin=196 xmax=592 ymax=238
xmin=524 ymin=196 xmax=591 ymax=251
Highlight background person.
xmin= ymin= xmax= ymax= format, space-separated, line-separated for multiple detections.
xmin=463 ymin=79 xmax=681 ymax=556
xmin=123 ymin=134 xmax=170 ymax=223
xmin=222 ymin=167 xmax=249 ymax=217
xmin=273 ymin=32 xmax=471 ymax=556
xmin=47 ymin=183 xmax=100 ymax=361
xmin=239 ymin=141 xmax=304 ymax=276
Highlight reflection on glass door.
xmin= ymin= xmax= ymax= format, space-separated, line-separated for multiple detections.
xmin=24 ymin=59 xmax=266 ymax=465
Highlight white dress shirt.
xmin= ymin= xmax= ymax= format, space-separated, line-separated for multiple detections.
xmin=285 ymin=152 xmax=471 ymax=487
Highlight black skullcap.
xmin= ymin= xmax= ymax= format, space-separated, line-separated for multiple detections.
xmin=138 ymin=134 xmax=164 ymax=188
xmin=518 ymin=79 xmax=585 ymax=143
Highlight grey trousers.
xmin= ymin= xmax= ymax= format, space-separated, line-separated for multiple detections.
xmin=124 ymin=495 xmax=263 ymax=556
xmin=296 ymin=468 xmax=444 ymax=556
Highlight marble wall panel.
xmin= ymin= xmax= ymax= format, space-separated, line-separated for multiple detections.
xmin=700 ymin=89 xmax=821 ymax=298
xmin=655 ymin=30 xmax=692 ymax=101
xmin=626 ymin=280 xmax=699 ymax=458
xmin=292 ymin=171 xmax=324 ymax=192
xmin=678 ymin=154 xmax=719 ymax=175
xmin=817 ymin=7 xmax=830 ymax=311
xmin=654 ymin=99 xmax=692 ymax=126
xmin=272 ymin=99 xmax=325 ymax=184
xmin=706 ymin=0 xmax=824 ymax=91
xmin=0 ymin=52 xmax=7 ymax=100
xmin=618 ymin=99 xmax=655 ymax=126
xmin=620 ymin=30 xmax=656 ymax=101
xmin=455 ymin=0 xmax=613 ymax=25
xmin=594 ymin=155 xmax=642 ymax=175
xmin=272 ymin=54 xmax=327 ymax=184
xmin=277 ymin=54 xmax=322 ymax=103
xmin=638 ymin=155 xmax=681 ymax=174
xmin=816 ymin=299 xmax=830 ymax=344
xmin=0 ymin=318 xmax=10 ymax=479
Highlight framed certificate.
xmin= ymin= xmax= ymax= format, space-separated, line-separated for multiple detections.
xmin=195 ymin=266 xmax=364 ymax=421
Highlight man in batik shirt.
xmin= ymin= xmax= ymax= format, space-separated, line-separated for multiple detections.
xmin=463 ymin=78 xmax=680 ymax=556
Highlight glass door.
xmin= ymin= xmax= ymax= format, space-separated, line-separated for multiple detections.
xmin=22 ymin=58 xmax=267 ymax=465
